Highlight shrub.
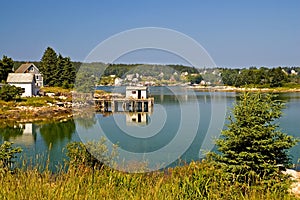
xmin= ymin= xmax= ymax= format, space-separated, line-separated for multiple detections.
xmin=66 ymin=138 xmax=118 ymax=170
xmin=0 ymin=141 xmax=22 ymax=172
xmin=0 ymin=84 xmax=23 ymax=101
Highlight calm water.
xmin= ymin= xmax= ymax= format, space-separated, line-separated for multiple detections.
xmin=1 ymin=87 xmax=299 ymax=171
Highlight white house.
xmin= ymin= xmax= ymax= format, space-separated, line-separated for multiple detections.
xmin=126 ymin=86 xmax=149 ymax=99
xmin=15 ymin=63 xmax=43 ymax=87
xmin=7 ymin=73 xmax=36 ymax=97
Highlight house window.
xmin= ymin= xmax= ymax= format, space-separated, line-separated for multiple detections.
xmin=132 ymin=91 xmax=136 ymax=94
xmin=21 ymin=88 xmax=25 ymax=93
xmin=36 ymin=75 xmax=39 ymax=80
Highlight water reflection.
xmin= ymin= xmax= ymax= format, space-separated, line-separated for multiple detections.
xmin=0 ymin=124 xmax=36 ymax=145
xmin=39 ymin=120 xmax=75 ymax=148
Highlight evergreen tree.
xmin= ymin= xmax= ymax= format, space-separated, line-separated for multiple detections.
xmin=40 ymin=47 xmax=58 ymax=86
xmin=54 ymin=54 xmax=65 ymax=86
xmin=0 ymin=55 xmax=14 ymax=82
xmin=61 ymin=56 xmax=75 ymax=88
xmin=40 ymin=47 xmax=75 ymax=88
xmin=212 ymin=93 xmax=297 ymax=182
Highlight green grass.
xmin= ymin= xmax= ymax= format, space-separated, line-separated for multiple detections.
xmin=41 ymin=86 xmax=72 ymax=94
xmin=0 ymin=161 xmax=297 ymax=200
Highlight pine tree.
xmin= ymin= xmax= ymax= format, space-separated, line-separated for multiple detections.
xmin=61 ymin=56 xmax=75 ymax=88
xmin=0 ymin=55 xmax=14 ymax=82
xmin=54 ymin=54 xmax=65 ymax=86
xmin=213 ymin=93 xmax=297 ymax=182
xmin=40 ymin=47 xmax=58 ymax=86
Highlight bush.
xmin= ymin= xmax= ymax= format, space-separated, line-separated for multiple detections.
xmin=0 ymin=84 xmax=23 ymax=101
xmin=66 ymin=138 xmax=118 ymax=170
xmin=0 ymin=141 xmax=22 ymax=172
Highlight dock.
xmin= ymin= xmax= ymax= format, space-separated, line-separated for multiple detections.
xmin=94 ymin=97 xmax=154 ymax=112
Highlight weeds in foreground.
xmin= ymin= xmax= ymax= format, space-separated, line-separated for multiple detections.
xmin=0 ymin=160 xmax=297 ymax=200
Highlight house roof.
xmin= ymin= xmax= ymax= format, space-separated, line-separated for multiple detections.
xmin=15 ymin=63 xmax=37 ymax=73
xmin=7 ymin=73 xmax=34 ymax=83
xmin=126 ymin=86 xmax=148 ymax=91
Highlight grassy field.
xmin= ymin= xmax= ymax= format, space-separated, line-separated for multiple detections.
xmin=0 ymin=161 xmax=297 ymax=200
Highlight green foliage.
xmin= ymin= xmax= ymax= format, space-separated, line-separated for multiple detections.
xmin=0 ymin=55 xmax=14 ymax=82
xmin=99 ymin=76 xmax=115 ymax=85
xmin=74 ymin=71 xmax=96 ymax=92
xmin=66 ymin=138 xmax=117 ymax=170
xmin=187 ymin=74 xmax=203 ymax=84
xmin=212 ymin=93 xmax=298 ymax=183
xmin=40 ymin=47 xmax=76 ymax=87
xmin=221 ymin=67 xmax=289 ymax=87
xmin=0 ymin=141 xmax=22 ymax=171
xmin=0 ymin=84 xmax=23 ymax=101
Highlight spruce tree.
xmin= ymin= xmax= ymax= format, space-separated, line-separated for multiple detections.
xmin=61 ymin=56 xmax=75 ymax=88
xmin=0 ymin=55 xmax=14 ymax=82
xmin=213 ymin=93 xmax=297 ymax=181
xmin=40 ymin=47 xmax=58 ymax=86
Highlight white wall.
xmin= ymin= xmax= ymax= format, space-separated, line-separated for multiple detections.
xmin=9 ymin=83 xmax=33 ymax=97
xmin=126 ymin=89 xmax=148 ymax=99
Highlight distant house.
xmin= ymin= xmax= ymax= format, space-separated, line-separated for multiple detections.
xmin=7 ymin=73 xmax=37 ymax=97
xmin=126 ymin=86 xmax=149 ymax=99
xmin=15 ymin=63 xmax=43 ymax=87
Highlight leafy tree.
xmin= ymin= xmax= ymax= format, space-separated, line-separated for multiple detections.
xmin=221 ymin=69 xmax=239 ymax=86
xmin=0 ymin=55 xmax=14 ymax=82
xmin=268 ymin=67 xmax=287 ymax=87
xmin=40 ymin=47 xmax=58 ymax=86
xmin=212 ymin=93 xmax=297 ymax=182
xmin=0 ymin=84 xmax=23 ymax=101
xmin=187 ymin=74 xmax=203 ymax=84
xmin=0 ymin=141 xmax=22 ymax=171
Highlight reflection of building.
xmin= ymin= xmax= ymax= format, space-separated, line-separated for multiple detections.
xmin=126 ymin=112 xmax=149 ymax=126
xmin=11 ymin=123 xmax=36 ymax=146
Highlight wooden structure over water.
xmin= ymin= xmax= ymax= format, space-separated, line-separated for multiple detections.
xmin=95 ymin=86 xmax=154 ymax=112
xmin=94 ymin=97 xmax=154 ymax=112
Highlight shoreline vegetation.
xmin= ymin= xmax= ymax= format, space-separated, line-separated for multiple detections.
xmin=1 ymin=85 xmax=300 ymax=124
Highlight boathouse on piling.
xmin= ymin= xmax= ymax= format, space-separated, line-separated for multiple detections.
xmin=94 ymin=86 xmax=154 ymax=112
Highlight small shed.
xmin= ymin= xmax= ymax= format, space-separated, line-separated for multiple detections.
xmin=126 ymin=86 xmax=149 ymax=99
xmin=7 ymin=73 xmax=36 ymax=97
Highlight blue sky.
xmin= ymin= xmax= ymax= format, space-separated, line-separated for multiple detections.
xmin=0 ymin=0 xmax=299 ymax=67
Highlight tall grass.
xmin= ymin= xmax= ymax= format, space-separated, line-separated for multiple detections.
xmin=0 ymin=160 xmax=297 ymax=200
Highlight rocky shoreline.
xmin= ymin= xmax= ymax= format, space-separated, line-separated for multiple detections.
xmin=0 ymin=106 xmax=73 ymax=124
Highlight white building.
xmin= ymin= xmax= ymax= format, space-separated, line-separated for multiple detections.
xmin=15 ymin=63 xmax=43 ymax=87
xmin=126 ymin=86 xmax=149 ymax=99
xmin=7 ymin=73 xmax=36 ymax=97
xmin=114 ymin=77 xmax=123 ymax=86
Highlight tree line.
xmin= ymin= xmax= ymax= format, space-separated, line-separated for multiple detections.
xmin=221 ymin=67 xmax=300 ymax=87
